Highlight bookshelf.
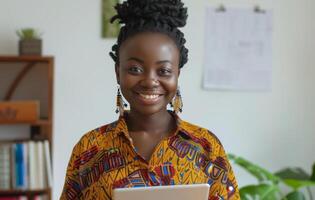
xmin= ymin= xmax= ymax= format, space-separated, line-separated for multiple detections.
xmin=0 ymin=56 xmax=53 ymax=200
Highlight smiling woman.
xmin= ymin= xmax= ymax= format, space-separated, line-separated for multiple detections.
xmin=60 ymin=0 xmax=240 ymax=200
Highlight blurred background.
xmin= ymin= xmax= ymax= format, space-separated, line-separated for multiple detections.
xmin=0 ymin=0 xmax=314 ymax=199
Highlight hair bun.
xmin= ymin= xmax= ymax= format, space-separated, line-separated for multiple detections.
xmin=111 ymin=0 xmax=188 ymax=28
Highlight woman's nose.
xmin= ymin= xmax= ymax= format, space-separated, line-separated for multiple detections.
xmin=140 ymin=72 xmax=159 ymax=88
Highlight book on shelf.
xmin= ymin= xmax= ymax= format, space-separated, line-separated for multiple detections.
xmin=14 ymin=143 xmax=27 ymax=189
xmin=0 ymin=144 xmax=11 ymax=189
xmin=10 ymin=144 xmax=16 ymax=189
xmin=23 ymin=143 xmax=29 ymax=189
xmin=35 ymin=141 xmax=44 ymax=189
xmin=28 ymin=141 xmax=36 ymax=190
xmin=0 ymin=140 xmax=52 ymax=191
xmin=43 ymin=141 xmax=52 ymax=188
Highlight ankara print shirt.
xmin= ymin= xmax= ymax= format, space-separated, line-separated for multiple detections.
xmin=60 ymin=113 xmax=240 ymax=200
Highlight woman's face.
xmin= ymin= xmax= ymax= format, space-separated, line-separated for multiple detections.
xmin=116 ymin=32 xmax=180 ymax=116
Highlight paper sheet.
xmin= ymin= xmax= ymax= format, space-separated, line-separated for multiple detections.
xmin=203 ymin=7 xmax=273 ymax=91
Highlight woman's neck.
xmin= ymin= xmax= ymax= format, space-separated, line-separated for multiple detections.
xmin=126 ymin=109 xmax=175 ymax=135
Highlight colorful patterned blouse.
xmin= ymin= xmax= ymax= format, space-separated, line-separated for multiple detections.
xmin=60 ymin=112 xmax=239 ymax=200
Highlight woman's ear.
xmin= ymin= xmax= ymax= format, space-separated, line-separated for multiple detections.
xmin=115 ymin=65 xmax=120 ymax=84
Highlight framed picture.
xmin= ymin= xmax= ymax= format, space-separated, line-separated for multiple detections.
xmin=102 ymin=0 xmax=120 ymax=38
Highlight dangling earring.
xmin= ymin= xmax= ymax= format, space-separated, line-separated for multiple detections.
xmin=115 ymin=86 xmax=127 ymax=116
xmin=170 ymin=87 xmax=183 ymax=114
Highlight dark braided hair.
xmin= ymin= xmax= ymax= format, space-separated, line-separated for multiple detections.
xmin=109 ymin=0 xmax=188 ymax=68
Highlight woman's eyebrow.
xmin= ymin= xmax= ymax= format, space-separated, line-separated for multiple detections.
xmin=156 ymin=60 xmax=172 ymax=64
xmin=126 ymin=58 xmax=172 ymax=65
xmin=127 ymin=57 xmax=144 ymax=63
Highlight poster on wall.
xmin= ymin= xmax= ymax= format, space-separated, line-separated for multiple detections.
xmin=203 ymin=6 xmax=273 ymax=91
xmin=102 ymin=0 xmax=120 ymax=38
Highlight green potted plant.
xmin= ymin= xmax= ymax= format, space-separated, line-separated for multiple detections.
xmin=228 ymin=154 xmax=315 ymax=200
xmin=16 ymin=28 xmax=42 ymax=55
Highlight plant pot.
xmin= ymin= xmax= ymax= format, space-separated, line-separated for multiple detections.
xmin=19 ymin=39 xmax=42 ymax=55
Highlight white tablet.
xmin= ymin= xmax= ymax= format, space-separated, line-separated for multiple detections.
xmin=113 ymin=184 xmax=210 ymax=200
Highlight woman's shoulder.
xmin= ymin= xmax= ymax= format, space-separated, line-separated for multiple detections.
xmin=179 ymin=119 xmax=223 ymax=148
xmin=81 ymin=120 xmax=119 ymax=140
xmin=178 ymin=119 xmax=229 ymax=164
xmin=71 ymin=120 xmax=120 ymax=153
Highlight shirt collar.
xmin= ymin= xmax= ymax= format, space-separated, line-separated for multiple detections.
xmin=110 ymin=111 xmax=193 ymax=140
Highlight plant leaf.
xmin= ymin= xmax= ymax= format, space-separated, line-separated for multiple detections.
xmin=228 ymin=154 xmax=280 ymax=184
xmin=16 ymin=28 xmax=41 ymax=39
xmin=282 ymin=179 xmax=315 ymax=190
xmin=284 ymin=191 xmax=306 ymax=200
xmin=275 ymin=167 xmax=310 ymax=180
xmin=310 ymin=162 xmax=315 ymax=181
xmin=240 ymin=184 xmax=280 ymax=200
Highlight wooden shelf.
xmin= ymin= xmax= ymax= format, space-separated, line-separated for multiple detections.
xmin=0 ymin=119 xmax=51 ymax=126
xmin=0 ymin=189 xmax=49 ymax=196
xmin=0 ymin=55 xmax=54 ymax=200
xmin=0 ymin=55 xmax=53 ymax=63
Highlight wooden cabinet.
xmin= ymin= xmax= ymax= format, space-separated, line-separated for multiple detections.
xmin=0 ymin=56 xmax=53 ymax=200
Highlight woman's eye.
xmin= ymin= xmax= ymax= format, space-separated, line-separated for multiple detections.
xmin=128 ymin=66 xmax=143 ymax=74
xmin=159 ymin=68 xmax=172 ymax=76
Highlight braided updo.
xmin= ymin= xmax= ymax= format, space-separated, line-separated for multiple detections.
xmin=109 ymin=0 xmax=188 ymax=68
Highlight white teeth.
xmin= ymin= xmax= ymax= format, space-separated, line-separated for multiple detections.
xmin=139 ymin=94 xmax=159 ymax=99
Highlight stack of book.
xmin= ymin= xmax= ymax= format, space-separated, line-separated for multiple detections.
xmin=0 ymin=140 xmax=52 ymax=191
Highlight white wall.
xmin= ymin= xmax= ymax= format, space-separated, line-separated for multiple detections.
xmin=1 ymin=0 xmax=314 ymax=199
